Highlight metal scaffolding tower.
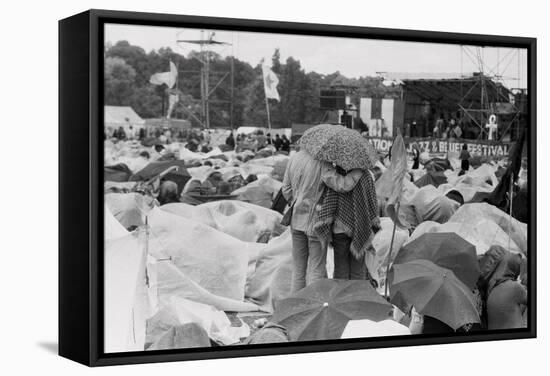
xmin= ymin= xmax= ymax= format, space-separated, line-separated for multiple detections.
xmin=177 ymin=31 xmax=235 ymax=129
xmin=459 ymin=45 xmax=524 ymax=141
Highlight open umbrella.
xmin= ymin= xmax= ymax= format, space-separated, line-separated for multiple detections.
xmin=389 ymin=260 xmax=480 ymax=330
xmin=414 ymin=170 xmax=448 ymax=188
xmin=271 ymin=279 xmax=393 ymax=341
xmin=394 ymin=233 xmax=480 ymax=289
xmin=298 ymin=124 xmax=378 ymax=170
xmin=130 ymin=160 xmax=192 ymax=195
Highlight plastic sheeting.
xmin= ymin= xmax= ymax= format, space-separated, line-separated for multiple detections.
xmin=161 ymin=200 xmax=285 ymax=243
xmin=368 ymin=217 xmax=410 ymax=288
xmin=449 ymin=203 xmax=527 ymax=254
xmin=146 ymin=207 xmax=264 ymax=305
xmin=105 ymin=192 xmax=153 ymax=229
xmin=104 ymin=233 xmax=150 ymax=353
xmin=376 ymin=168 xmax=417 ymax=203
xmin=411 ymin=185 xmax=460 ymax=224
xmin=147 ymin=323 xmax=210 ymax=350
xmin=341 ymin=319 xmax=411 ymax=338
xmin=245 ymin=230 xmax=293 ymax=312
xmin=232 ymin=175 xmax=283 ymax=208
xmin=152 ymin=260 xmax=259 ymax=312
xmin=408 ymin=203 xmax=527 ymax=255
xmin=146 ymin=296 xmax=250 ymax=348
xmin=105 ymin=204 xmax=129 ymax=240
xmin=439 ymin=163 xmax=499 ymax=202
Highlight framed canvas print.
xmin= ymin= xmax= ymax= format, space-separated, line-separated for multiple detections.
xmin=59 ymin=9 xmax=536 ymax=366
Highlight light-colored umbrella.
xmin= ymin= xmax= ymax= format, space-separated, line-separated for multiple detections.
xmin=299 ymin=124 xmax=378 ymax=170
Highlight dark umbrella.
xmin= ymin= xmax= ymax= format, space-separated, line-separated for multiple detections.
xmin=389 ymin=260 xmax=480 ymax=330
xmin=425 ymin=158 xmax=453 ymax=172
xmin=130 ymin=160 xmax=191 ymax=195
xmin=271 ymin=279 xmax=393 ymax=341
xmin=104 ymin=163 xmax=133 ymax=182
xmin=298 ymin=124 xmax=378 ymax=170
xmin=393 ymin=233 xmax=480 ymax=289
xmin=414 ymin=170 xmax=448 ymax=188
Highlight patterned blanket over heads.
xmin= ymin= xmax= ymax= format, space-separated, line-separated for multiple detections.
xmin=314 ymin=172 xmax=379 ymax=260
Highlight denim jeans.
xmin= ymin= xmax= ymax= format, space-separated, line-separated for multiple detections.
xmin=332 ymin=233 xmax=367 ymax=280
xmin=290 ymin=229 xmax=327 ymax=292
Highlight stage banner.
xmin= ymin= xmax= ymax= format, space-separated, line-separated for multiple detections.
xmin=366 ymin=137 xmax=512 ymax=157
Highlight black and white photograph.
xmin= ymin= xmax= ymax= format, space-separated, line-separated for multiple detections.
xmin=102 ymin=22 xmax=531 ymax=354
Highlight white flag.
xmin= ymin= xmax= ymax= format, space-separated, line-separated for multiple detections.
xmin=150 ymin=61 xmax=177 ymax=88
xmin=166 ymin=94 xmax=179 ymax=119
xmin=262 ymin=64 xmax=280 ymax=101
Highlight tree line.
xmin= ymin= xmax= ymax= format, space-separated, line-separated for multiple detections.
xmin=104 ymin=40 xmax=400 ymax=129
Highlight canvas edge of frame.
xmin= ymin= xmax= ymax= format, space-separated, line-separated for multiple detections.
xmin=59 ymin=9 xmax=94 ymax=367
xmin=58 ymin=8 xmax=538 ymax=367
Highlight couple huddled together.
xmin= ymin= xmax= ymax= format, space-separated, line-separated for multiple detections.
xmin=282 ymin=150 xmax=381 ymax=293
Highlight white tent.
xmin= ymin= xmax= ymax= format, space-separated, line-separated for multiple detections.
xmin=104 ymin=105 xmax=145 ymax=134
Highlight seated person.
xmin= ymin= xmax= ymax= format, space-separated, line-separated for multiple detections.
xmin=216 ymin=181 xmax=233 ymax=195
xmin=158 ymin=180 xmax=179 ymax=206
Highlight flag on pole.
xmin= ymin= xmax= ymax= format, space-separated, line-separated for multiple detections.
xmin=262 ymin=64 xmax=280 ymax=101
xmin=149 ymin=61 xmax=177 ymax=88
xmin=486 ymin=126 xmax=526 ymax=208
xmin=386 ymin=130 xmax=409 ymax=228
xmin=166 ymin=94 xmax=179 ymax=119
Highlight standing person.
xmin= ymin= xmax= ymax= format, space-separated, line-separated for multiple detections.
xmin=281 ymin=134 xmax=291 ymax=153
xmin=460 ymin=143 xmax=471 ymax=172
xmin=116 ymin=126 xmax=126 ymax=141
xmin=274 ymin=134 xmax=283 ymax=151
xmin=412 ymin=143 xmax=421 ymax=170
xmin=434 ymin=114 xmax=445 ymax=138
xmin=448 ymin=118 xmax=456 ymax=138
xmin=315 ymin=168 xmax=381 ymax=281
xmin=404 ymin=123 xmax=411 ymax=138
xmin=266 ymin=132 xmax=273 ymax=145
xmin=281 ymin=151 xmax=328 ymax=292
xmin=225 ymin=132 xmax=236 ymax=150
xmin=432 ymin=122 xmax=440 ymax=138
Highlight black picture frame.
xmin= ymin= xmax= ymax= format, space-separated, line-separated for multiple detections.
xmin=59 ymin=9 xmax=537 ymax=367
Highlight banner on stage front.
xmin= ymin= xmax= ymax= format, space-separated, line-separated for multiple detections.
xmin=366 ymin=137 xmax=512 ymax=157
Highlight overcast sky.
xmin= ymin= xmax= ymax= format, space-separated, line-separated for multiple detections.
xmin=105 ymin=23 xmax=528 ymax=89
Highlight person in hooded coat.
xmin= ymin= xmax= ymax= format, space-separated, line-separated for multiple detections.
xmin=478 ymin=246 xmax=527 ymax=330
xmin=486 ymin=253 xmax=527 ymax=329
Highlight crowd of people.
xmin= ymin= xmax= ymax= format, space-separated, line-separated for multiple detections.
xmin=104 ymin=122 xmax=527 ymax=349
xmin=225 ymin=131 xmax=291 ymax=153
xmin=105 ymin=125 xmax=294 ymax=156
xmin=279 ymin=141 xmax=526 ymax=334
xmin=397 ymin=113 xmax=504 ymax=141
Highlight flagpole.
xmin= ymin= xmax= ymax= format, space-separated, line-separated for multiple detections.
xmin=265 ymin=95 xmax=272 ymax=133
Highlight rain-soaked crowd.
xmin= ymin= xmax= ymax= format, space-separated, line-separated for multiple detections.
xmin=106 ymin=125 xmax=291 ymax=154
xmin=104 ymin=123 xmax=528 ymax=350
